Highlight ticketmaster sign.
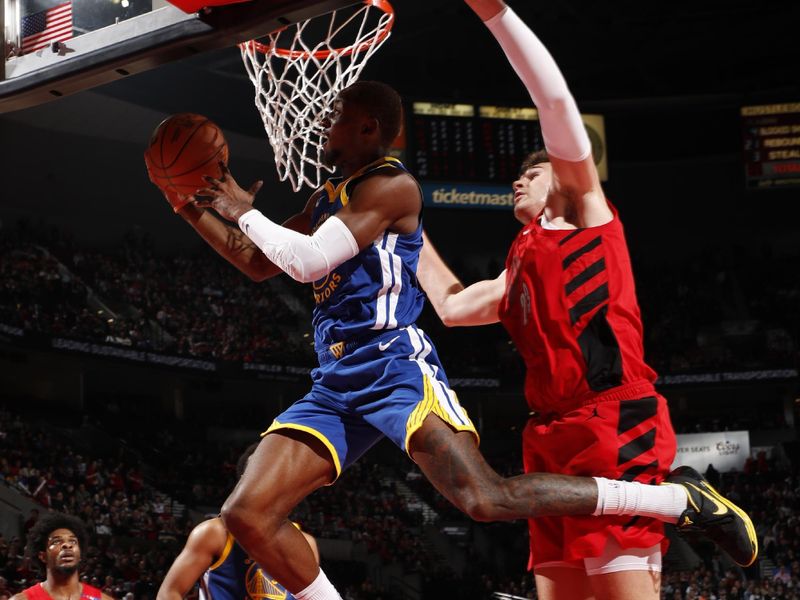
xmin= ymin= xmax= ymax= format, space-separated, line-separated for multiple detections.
xmin=422 ymin=183 xmax=514 ymax=210
xmin=672 ymin=430 xmax=750 ymax=473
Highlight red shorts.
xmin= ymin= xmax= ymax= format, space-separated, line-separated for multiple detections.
xmin=523 ymin=395 xmax=676 ymax=568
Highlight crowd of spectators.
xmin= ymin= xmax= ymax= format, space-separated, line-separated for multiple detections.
xmin=1 ymin=394 xmax=799 ymax=598
xmin=1 ymin=221 xmax=798 ymax=377
xmin=0 ymin=404 xmax=452 ymax=600
xmin=0 ymin=408 xmax=188 ymax=546
xmin=295 ymin=460 xmax=449 ymax=571
xmin=636 ymin=244 xmax=800 ymax=375
xmin=1 ymin=222 xmax=314 ymax=364
xmin=83 ymin=406 xmax=447 ymax=573
xmin=0 ymin=239 xmax=137 ymax=344
xmin=54 ymin=401 xmax=800 ymax=598
xmin=114 ymin=417 xmax=455 ymax=576
xmin=0 ymin=405 xmax=196 ymax=600
xmin=65 ymin=240 xmax=308 ymax=363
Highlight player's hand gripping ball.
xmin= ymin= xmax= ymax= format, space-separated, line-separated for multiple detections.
xmin=144 ymin=113 xmax=229 ymax=213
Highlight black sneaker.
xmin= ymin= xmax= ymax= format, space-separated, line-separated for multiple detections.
xmin=664 ymin=466 xmax=758 ymax=567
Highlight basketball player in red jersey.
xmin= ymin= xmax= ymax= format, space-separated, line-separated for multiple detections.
xmin=11 ymin=513 xmax=113 ymax=600
xmin=417 ymin=1 xmax=758 ymax=598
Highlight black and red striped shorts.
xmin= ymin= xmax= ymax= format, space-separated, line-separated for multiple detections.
xmin=522 ymin=394 xmax=676 ymax=567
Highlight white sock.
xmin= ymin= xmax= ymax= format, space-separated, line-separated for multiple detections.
xmin=593 ymin=477 xmax=688 ymax=524
xmin=294 ymin=568 xmax=342 ymax=600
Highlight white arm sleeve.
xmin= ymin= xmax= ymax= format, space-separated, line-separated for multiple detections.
xmin=485 ymin=7 xmax=591 ymax=162
xmin=238 ymin=209 xmax=359 ymax=283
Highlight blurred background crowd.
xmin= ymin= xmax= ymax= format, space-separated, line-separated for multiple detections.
xmin=2 ymin=221 xmax=797 ymax=377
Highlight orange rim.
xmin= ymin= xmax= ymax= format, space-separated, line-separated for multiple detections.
xmin=240 ymin=0 xmax=394 ymax=59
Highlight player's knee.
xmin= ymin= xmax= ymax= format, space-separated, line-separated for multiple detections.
xmin=220 ymin=496 xmax=248 ymax=537
xmin=221 ymin=493 xmax=281 ymax=540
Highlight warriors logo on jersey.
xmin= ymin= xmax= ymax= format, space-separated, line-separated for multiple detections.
xmin=245 ymin=560 xmax=287 ymax=600
xmin=201 ymin=535 xmax=295 ymax=600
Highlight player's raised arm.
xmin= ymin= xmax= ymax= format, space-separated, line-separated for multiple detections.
xmin=171 ymin=167 xmax=317 ymax=282
xmin=418 ymin=231 xmax=505 ymax=327
xmin=197 ymin=167 xmax=420 ymax=285
xmin=156 ymin=518 xmax=228 ymax=600
xmin=465 ymin=0 xmax=611 ymax=227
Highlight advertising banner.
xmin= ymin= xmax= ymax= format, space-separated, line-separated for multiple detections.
xmin=672 ymin=430 xmax=750 ymax=473
xmin=421 ymin=182 xmax=514 ymax=210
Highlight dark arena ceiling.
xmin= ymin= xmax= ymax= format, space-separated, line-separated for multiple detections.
xmin=86 ymin=0 xmax=800 ymax=135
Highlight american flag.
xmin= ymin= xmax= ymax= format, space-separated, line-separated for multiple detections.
xmin=21 ymin=2 xmax=73 ymax=55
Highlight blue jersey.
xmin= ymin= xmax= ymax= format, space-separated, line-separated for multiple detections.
xmin=309 ymin=156 xmax=426 ymax=351
xmin=201 ymin=534 xmax=294 ymax=600
xmin=267 ymin=159 xmax=479 ymax=475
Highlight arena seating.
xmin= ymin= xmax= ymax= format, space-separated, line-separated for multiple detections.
xmin=2 ymin=222 xmax=797 ymax=376
xmin=1 ymin=400 xmax=797 ymax=599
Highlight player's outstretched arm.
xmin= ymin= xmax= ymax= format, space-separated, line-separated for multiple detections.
xmin=465 ymin=0 xmax=611 ymax=227
xmin=196 ymin=168 xmax=419 ymax=284
xmin=171 ymin=165 xmax=316 ymax=282
xmin=157 ymin=518 xmax=228 ymax=600
xmin=177 ymin=201 xmax=315 ymax=282
xmin=418 ymin=231 xmax=505 ymax=327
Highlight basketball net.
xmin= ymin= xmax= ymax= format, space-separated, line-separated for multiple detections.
xmin=240 ymin=0 xmax=395 ymax=192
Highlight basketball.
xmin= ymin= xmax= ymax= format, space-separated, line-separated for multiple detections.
xmin=144 ymin=113 xmax=229 ymax=200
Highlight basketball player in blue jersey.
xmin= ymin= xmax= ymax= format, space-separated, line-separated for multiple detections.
xmin=157 ymin=446 xmax=318 ymax=600
xmin=161 ymin=80 xmax=746 ymax=600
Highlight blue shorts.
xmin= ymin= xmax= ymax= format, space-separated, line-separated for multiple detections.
xmin=263 ymin=324 xmax=478 ymax=479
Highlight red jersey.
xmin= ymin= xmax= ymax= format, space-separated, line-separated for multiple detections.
xmin=22 ymin=583 xmax=102 ymax=600
xmin=499 ymin=205 xmax=657 ymax=415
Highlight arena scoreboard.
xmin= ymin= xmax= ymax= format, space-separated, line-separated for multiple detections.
xmin=404 ymin=101 xmax=607 ymax=184
xmin=742 ymin=103 xmax=800 ymax=189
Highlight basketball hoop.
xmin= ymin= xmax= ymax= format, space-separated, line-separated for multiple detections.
xmin=240 ymin=0 xmax=395 ymax=192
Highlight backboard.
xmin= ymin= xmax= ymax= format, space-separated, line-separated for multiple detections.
xmin=0 ymin=0 xmax=356 ymax=113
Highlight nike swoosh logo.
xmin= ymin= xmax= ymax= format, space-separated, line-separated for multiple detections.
xmin=687 ymin=483 xmax=729 ymax=516
xmin=378 ymin=336 xmax=400 ymax=351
